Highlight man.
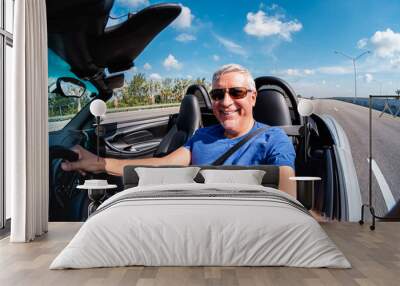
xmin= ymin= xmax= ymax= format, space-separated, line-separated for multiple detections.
xmin=61 ymin=64 xmax=296 ymax=197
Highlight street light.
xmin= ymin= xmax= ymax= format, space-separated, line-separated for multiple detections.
xmin=334 ymin=50 xmax=371 ymax=100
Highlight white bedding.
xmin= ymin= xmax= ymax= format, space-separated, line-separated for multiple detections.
xmin=50 ymin=183 xmax=351 ymax=269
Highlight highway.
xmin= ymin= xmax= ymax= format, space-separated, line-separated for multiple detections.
xmin=313 ymin=99 xmax=400 ymax=217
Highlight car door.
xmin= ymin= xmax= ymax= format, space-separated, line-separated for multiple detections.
xmin=101 ymin=106 xmax=180 ymax=159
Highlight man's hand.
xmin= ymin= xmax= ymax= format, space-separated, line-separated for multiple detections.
xmin=309 ymin=209 xmax=329 ymax=222
xmin=61 ymin=145 xmax=191 ymax=177
xmin=278 ymin=166 xmax=296 ymax=198
xmin=61 ymin=145 xmax=106 ymax=175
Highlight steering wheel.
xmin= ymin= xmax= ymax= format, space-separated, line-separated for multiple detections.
xmin=49 ymin=145 xmax=85 ymax=221
xmin=49 ymin=145 xmax=80 ymax=162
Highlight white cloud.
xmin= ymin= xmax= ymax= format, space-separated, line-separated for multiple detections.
xmin=244 ymin=10 xmax=302 ymax=41
xmin=364 ymin=73 xmax=373 ymax=83
xmin=285 ymin=69 xmax=302 ymax=76
xmin=357 ymin=38 xmax=368 ymax=49
xmin=175 ymin=33 xmax=196 ymax=42
xmin=268 ymin=3 xmax=279 ymax=10
xmin=277 ymin=64 xmax=361 ymax=78
xmin=143 ymin=63 xmax=152 ymax=70
xmin=212 ymin=54 xmax=220 ymax=61
xmin=149 ymin=73 xmax=162 ymax=81
xmin=322 ymin=80 xmax=326 ymax=85
xmin=370 ymin=28 xmax=400 ymax=58
xmin=214 ymin=34 xmax=247 ymax=56
xmin=335 ymin=84 xmax=341 ymax=88
xmin=390 ymin=57 xmax=400 ymax=68
xmin=369 ymin=29 xmax=400 ymax=69
xmin=117 ymin=0 xmax=149 ymax=8
xmin=186 ymin=75 xmax=193 ymax=79
xmin=279 ymin=68 xmax=315 ymax=77
xmin=163 ymin=54 xmax=182 ymax=70
xmin=317 ymin=65 xmax=352 ymax=75
xmin=172 ymin=5 xmax=194 ymax=29
xmin=303 ymin=69 xmax=315 ymax=75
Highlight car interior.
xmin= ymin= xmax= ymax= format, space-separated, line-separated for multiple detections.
xmin=47 ymin=1 xmax=345 ymax=222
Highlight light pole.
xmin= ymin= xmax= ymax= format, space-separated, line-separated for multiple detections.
xmin=334 ymin=50 xmax=371 ymax=100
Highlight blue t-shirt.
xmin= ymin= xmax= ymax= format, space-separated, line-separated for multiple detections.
xmin=183 ymin=121 xmax=295 ymax=168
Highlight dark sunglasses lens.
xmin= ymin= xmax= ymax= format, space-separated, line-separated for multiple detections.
xmin=210 ymin=89 xmax=225 ymax=100
xmin=229 ymin=87 xmax=247 ymax=98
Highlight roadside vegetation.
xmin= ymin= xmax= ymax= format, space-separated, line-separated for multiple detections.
xmin=49 ymin=73 xmax=211 ymax=118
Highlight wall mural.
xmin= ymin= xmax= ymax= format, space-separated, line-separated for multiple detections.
xmin=47 ymin=0 xmax=400 ymax=224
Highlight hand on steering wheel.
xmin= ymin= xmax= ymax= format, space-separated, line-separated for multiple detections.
xmin=60 ymin=145 xmax=106 ymax=175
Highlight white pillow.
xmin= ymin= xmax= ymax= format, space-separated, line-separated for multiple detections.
xmin=135 ymin=167 xmax=200 ymax=186
xmin=200 ymin=169 xmax=266 ymax=185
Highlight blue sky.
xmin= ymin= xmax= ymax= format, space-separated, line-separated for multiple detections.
xmin=109 ymin=0 xmax=400 ymax=98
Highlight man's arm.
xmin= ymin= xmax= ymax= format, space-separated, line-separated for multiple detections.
xmin=105 ymin=147 xmax=191 ymax=176
xmin=279 ymin=166 xmax=328 ymax=221
xmin=278 ymin=166 xmax=296 ymax=198
xmin=61 ymin=145 xmax=191 ymax=176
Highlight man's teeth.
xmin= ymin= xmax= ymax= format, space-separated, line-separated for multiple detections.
xmin=222 ymin=110 xmax=238 ymax=115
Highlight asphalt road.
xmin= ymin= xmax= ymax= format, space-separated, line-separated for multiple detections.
xmin=313 ymin=99 xmax=400 ymax=217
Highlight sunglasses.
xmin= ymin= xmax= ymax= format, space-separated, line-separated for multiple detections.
xmin=210 ymin=87 xmax=252 ymax=101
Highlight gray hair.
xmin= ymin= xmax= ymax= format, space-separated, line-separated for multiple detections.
xmin=212 ymin=64 xmax=256 ymax=91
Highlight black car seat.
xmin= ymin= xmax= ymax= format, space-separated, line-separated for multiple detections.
xmin=252 ymin=78 xmax=300 ymax=167
xmin=253 ymin=85 xmax=293 ymax=126
xmin=153 ymin=94 xmax=202 ymax=157
xmin=186 ymin=84 xmax=212 ymax=111
xmin=253 ymin=76 xmax=301 ymax=126
xmin=253 ymin=77 xmax=302 ymax=165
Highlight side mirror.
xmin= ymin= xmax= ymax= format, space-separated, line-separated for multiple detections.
xmin=56 ymin=77 xmax=86 ymax=98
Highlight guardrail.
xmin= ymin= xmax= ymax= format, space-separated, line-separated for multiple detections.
xmin=333 ymin=97 xmax=400 ymax=117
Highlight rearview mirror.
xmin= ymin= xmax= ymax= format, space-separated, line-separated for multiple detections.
xmin=56 ymin=77 xmax=86 ymax=98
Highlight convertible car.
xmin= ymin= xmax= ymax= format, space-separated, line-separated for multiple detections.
xmin=47 ymin=0 xmax=361 ymax=222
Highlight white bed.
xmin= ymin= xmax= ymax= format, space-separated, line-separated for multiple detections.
xmin=50 ymin=183 xmax=350 ymax=269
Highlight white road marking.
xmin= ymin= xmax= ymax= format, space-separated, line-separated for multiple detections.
xmin=333 ymin=107 xmax=339 ymax=112
xmin=367 ymin=158 xmax=396 ymax=210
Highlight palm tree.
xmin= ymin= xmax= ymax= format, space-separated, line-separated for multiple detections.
xmin=395 ymin=89 xmax=400 ymax=96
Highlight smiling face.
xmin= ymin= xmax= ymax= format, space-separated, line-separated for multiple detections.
xmin=212 ymin=71 xmax=257 ymax=138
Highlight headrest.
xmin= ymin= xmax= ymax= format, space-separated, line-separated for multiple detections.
xmin=186 ymin=84 xmax=212 ymax=110
xmin=253 ymin=85 xmax=292 ymax=126
xmin=176 ymin=94 xmax=201 ymax=134
xmin=123 ymin=165 xmax=279 ymax=189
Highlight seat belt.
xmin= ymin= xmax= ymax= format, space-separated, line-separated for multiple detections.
xmin=211 ymin=126 xmax=269 ymax=166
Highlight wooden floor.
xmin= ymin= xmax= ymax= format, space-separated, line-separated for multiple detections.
xmin=0 ymin=222 xmax=399 ymax=286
